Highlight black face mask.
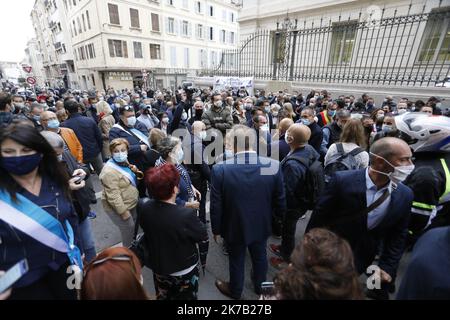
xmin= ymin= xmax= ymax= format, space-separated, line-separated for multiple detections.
xmin=195 ymin=109 xmax=204 ymax=117
xmin=364 ymin=126 xmax=373 ymax=135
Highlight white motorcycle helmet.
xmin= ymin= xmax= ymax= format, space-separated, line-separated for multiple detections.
xmin=395 ymin=112 xmax=450 ymax=153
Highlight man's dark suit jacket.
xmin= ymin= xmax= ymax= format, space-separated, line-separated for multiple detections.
xmin=307 ymin=169 xmax=413 ymax=278
xmin=210 ymin=152 xmax=286 ymax=245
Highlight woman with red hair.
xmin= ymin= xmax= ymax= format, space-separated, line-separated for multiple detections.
xmin=140 ymin=163 xmax=208 ymax=300
xmin=81 ymin=247 xmax=149 ymax=300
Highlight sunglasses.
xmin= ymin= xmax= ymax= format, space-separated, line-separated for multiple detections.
xmin=120 ymin=105 xmax=134 ymax=112
xmin=91 ymin=254 xmax=132 ymax=266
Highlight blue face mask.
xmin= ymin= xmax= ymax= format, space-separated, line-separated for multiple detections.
xmin=328 ymin=110 xmax=336 ymax=117
xmin=113 ymin=151 xmax=128 ymax=163
xmin=47 ymin=119 xmax=60 ymax=129
xmin=0 ymin=153 xmax=42 ymax=175
xmin=301 ymin=118 xmax=311 ymax=126
xmin=33 ymin=115 xmax=41 ymax=122
xmin=224 ymin=149 xmax=233 ymax=159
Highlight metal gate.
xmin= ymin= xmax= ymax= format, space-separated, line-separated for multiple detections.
xmin=198 ymin=4 xmax=450 ymax=87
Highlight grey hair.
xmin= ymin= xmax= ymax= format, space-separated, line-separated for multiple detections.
xmin=226 ymin=124 xmax=257 ymax=152
xmin=41 ymin=131 xmax=65 ymax=149
xmin=157 ymin=136 xmax=181 ymax=159
xmin=336 ymin=109 xmax=351 ymax=120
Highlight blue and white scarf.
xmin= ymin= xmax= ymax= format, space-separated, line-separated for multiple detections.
xmin=0 ymin=190 xmax=83 ymax=269
xmin=155 ymin=157 xmax=194 ymax=199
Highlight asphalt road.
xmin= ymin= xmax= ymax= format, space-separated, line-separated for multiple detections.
xmin=88 ymin=175 xmax=410 ymax=300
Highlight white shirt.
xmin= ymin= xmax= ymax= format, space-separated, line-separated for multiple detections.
xmin=366 ymin=168 xmax=393 ymax=230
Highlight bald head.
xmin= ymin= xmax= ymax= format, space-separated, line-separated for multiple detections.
xmin=192 ymin=121 xmax=206 ymax=135
xmin=41 ymin=111 xmax=56 ymax=121
xmin=286 ymin=123 xmax=311 ymax=148
xmin=371 ymin=136 xmax=409 ymax=156
xmin=279 ymin=118 xmax=294 ymax=136
xmin=369 ymin=137 xmax=413 ymax=186
xmin=55 ymin=100 xmax=64 ymax=111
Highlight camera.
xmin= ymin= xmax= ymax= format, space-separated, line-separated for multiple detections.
xmin=181 ymin=82 xmax=200 ymax=105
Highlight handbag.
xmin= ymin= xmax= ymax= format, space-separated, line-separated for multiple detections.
xmin=129 ymin=197 xmax=152 ymax=268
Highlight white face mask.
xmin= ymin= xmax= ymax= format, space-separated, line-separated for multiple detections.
xmin=126 ymin=116 xmax=137 ymax=127
xmin=370 ymin=152 xmax=415 ymax=184
xmin=113 ymin=151 xmax=128 ymax=163
xmin=181 ymin=112 xmax=188 ymax=121
xmin=398 ymin=109 xmax=407 ymax=114
xmin=171 ymin=148 xmax=184 ymax=165
xmin=382 ymin=124 xmax=393 ymax=133
xmin=260 ymin=124 xmax=269 ymax=132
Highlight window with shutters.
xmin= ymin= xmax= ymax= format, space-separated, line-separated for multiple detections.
xmin=150 ymin=44 xmax=161 ymax=59
xmin=182 ymin=20 xmax=189 ymax=36
xmin=108 ymin=3 xmax=120 ymax=25
xmin=195 ymin=1 xmax=202 ymax=14
xmin=184 ymin=48 xmax=190 ymax=68
xmin=197 ymin=24 xmax=203 ymax=39
xmin=151 ymin=13 xmax=160 ymax=32
xmin=130 ymin=8 xmax=140 ymax=28
xmin=88 ymin=44 xmax=94 ymax=59
xmin=329 ymin=21 xmax=357 ymax=65
xmin=133 ymin=41 xmax=143 ymax=58
xmin=170 ymin=46 xmax=177 ymax=66
xmin=417 ymin=8 xmax=450 ymax=63
xmin=167 ymin=17 xmax=175 ymax=34
xmin=229 ymin=31 xmax=235 ymax=44
xmin=220 ymin=29 xmax=226 ymax=43
xmin=86 ymin=11 xmax=91 ymax=29
xmin=108 ymin=39 xmax=128 ymax=58
xmin=72 ymin=20 xmax=77 ymax=36
xmin=209 ymin=26 xmax=214 ymax=41
xmin=209 ymin=5 xmax=214 ymax=17
xmin=77 ymin=17 xmax=82 ymax=33
xmin=82 ymin=14 xmax=86 ymax=32
xmin=210 ymin=50 xmax=217 ymax=67
xmin=199 ymin=49 xmax=207 ymax=68
xmin=80 ymin=46 xmax=86 ymax=60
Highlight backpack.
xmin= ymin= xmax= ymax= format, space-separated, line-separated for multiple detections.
xmin=324 ymin=143 xmax=364 ymax=182
xmin=283 ymin=152 xmax=325 ymax=211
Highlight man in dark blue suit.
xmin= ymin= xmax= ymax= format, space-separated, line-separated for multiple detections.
xmin=270 ymin=118 xmax=293 ymax=162
xmin=307 ymin=137 xmax=414 ymax=299
xmin=251 ymin=114 xmax=272 ymax=157
xmin=211 ymin=125 xmax=286 ymax=299
xmin=109 ymin=105 xmax=149 ymax=171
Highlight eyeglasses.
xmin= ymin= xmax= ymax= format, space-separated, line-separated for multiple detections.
xmin=120 ymin=105 xmax=134 ymax=112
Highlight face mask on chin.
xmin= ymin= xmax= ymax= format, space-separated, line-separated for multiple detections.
xmin=369 ymin=152 xmax=415 ymax=184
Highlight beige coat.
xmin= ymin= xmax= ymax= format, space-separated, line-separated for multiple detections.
xmin=99 ymin=164 xmax=139 ymax=216
xmin=98 ymin=114 xmax=116 ymax=158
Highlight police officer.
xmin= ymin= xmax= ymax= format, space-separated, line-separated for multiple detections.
xmin=396 ymin=113 xmax=450 ymax=245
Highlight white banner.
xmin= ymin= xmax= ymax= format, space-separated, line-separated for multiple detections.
xmin=213 ymin=77 xmax=254 ymax=96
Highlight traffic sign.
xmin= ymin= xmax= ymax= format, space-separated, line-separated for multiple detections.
xmin=26 ymin=77 xmax=36 ymax=85
xmin=23 ymin=65 xmax=32 ymax=73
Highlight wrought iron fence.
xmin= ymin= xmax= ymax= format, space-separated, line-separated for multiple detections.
xmin=198 ymin=4 xmax=450 ymax=87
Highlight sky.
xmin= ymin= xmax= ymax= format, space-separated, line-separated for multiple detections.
xmin=0 ymin=0 xmax=36 ymax=62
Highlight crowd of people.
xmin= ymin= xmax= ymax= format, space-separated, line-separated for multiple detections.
xmin=0 ymin=84 xmax=449 ymax=300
